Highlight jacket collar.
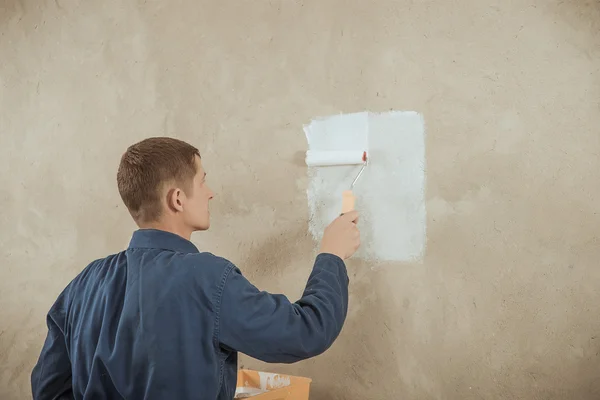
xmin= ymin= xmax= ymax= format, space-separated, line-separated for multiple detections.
xmin=128 ymin=229 xmax=199 ymax=254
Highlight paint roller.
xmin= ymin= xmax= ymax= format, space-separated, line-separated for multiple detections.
xmin=305 ymin=150 xmax=368 ymax=214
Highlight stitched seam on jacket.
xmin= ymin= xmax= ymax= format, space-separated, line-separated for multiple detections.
xmin=214 ymin=262 xmax=236 ymax=396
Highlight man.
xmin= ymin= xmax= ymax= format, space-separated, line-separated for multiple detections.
xmin=31 ymin=137 xmax=360 ymax=399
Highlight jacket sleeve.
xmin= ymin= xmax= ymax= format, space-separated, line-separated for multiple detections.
xmin=31 ymin=297 xmax=74 ymax=400
xmin=217 ymin=253 xmax=349 ymax=363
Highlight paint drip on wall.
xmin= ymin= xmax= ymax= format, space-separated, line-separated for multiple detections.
xmin=304 ymin=111 xmax=426 ymax=262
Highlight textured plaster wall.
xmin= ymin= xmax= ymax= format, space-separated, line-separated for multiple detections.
xmin=1 ymin=1 xmax=600 ymax=399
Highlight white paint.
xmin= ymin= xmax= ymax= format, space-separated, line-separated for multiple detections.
xmin=258 ymin=371 xmax=291 ymax=390
xmin=305 ymin=150 xmax=365 ymax=166
xmin=234 ymin=387 xmax=267 ymax=398
xmin=304 ymin=111 xmax=426 ymax=262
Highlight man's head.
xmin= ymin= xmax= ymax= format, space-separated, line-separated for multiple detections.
xmin=117 ymin=137 xmax=214 ymax=235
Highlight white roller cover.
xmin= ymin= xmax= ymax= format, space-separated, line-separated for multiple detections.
xmin=305 ymin=150 xmax=365 ymax=166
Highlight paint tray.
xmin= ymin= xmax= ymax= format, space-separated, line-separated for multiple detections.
xmin=234 ymin=369 xmax=312 ymax=399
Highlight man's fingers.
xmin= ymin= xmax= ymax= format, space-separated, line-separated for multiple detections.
xmin=341 ymin=210 xmax=359 ymax=223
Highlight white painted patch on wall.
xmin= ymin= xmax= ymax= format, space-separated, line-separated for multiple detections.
xmin=304 ymin=111 xmax=426 ymax=262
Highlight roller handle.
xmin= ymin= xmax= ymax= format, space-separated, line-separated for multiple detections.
xmin=341 ymin=190 xmax=355 ymax=214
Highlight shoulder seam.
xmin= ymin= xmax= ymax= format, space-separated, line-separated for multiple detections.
xmin=213 ymin=261 xmax=236 ymax=395
xmin=213 ymin=261 xmax=236 ymax=347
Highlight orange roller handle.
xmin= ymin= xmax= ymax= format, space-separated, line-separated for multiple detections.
xmin=341 ymin=190 xmax=355 ymax=214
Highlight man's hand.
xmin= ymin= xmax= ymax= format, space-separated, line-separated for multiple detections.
xmin=319 ymin=210 xmax=360 ymax=260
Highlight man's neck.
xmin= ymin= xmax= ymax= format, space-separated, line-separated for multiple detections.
xmin=139 ymin=220 xmax=193 ymax=241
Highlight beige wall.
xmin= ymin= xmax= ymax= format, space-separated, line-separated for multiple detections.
xmin=2 ymin=1 xmax=600 ymax=398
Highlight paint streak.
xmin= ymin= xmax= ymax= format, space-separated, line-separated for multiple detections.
xmin=234 ymin=387 xmax=267 ymax=398
xmin=258 ymin=372 xmax=291 ymax=390
xmin=303 ymin=111 xmax=426 ymax=262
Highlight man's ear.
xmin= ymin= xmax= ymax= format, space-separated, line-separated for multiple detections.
xmin=166 ymin=188 xmax=185 ymax=213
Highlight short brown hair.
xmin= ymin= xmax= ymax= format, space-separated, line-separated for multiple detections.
xmin=117 ymin=137 xmax=200 ymax=223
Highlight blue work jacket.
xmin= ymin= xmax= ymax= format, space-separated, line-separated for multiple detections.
xmin=31 ymin=229 xmax=349 ymax=399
